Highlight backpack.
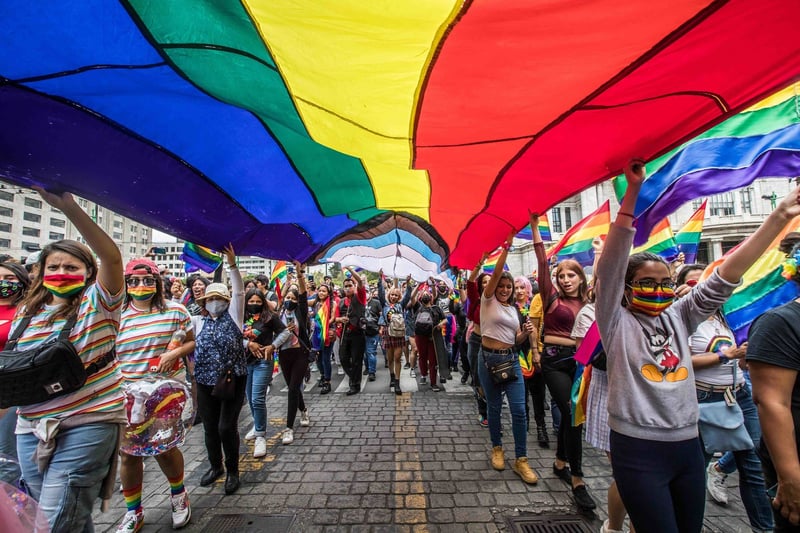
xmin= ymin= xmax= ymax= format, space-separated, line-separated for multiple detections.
xmin=364 ymin=300 xmax=380 ymax=336
xmin=414 ymin=307 xmax=435 ymax=337
xmin=388 ymin=307 xmax=406 ymax=337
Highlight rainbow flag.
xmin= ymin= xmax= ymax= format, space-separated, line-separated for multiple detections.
xmin=547 ymin=201 xmax=610 ymax=267
xmin=482 ymin=248 xmax=510 ymax=273
xmin=312 ymin=299 xmax=332 ymax=350
xmin=675 ymin=200 xmax=707 ymax=263
xmin=516 ymin=213 xmax=552 ymax=242
xmin=610 ymin=83 xmax=800 ymax=246
xmin=181 ymin=243 xmax=222 ymax=273
xmin=632 ymin=218 xmax=679 ymax=261
xmin=270 ymin=261 xmax=288 ymax=294
xmin=702 ymin=215 xmax=800 ymax=344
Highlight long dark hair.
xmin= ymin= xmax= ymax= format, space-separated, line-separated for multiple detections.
xmin=494 ymin=271 xmax=516 ymax=304
xmin=124 ymin=266 xmax=166 ymax=313
xmin=20 ymin=240 xmax=96 ymax=324
xmin=245 ymin=289 xmax=269 ymax=319
xmin=185 ymin=274 xmax=210 ymax=304
xmin=0 ymin=262 xmax=31 ymax=304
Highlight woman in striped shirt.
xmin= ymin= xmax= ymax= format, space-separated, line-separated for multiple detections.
xmin=115 ymin=257 xmax=196 ymax=532
xmin=13 ymin=188 xmax=124 ymax=532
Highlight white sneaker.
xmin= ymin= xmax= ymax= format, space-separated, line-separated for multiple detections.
xmin=410 ymin=368 xmax=417 ymax=378
xmin=170 ymin=491 xmax=191 ymax=529
xmin=300 ymin=410 xmax=310 ymax=427
xmin=117 ymin=510 xmax=144 ymax=532
xmin=282 ymin=428 xmax=294 ymax=445
xmin=599 ymin=519 xmax=623 ymax=533
xmin=706 ymin=461 xmax=729 ymax=505
xmin=253 ymin=436 xmax=267 ymax=458
xmin=311 ymin=366 xmax=318 ymax=372
xmin=244 ymin=427 xmax=257 ymax=441
xmin=337 ymin=367 xmax=345 ymax=376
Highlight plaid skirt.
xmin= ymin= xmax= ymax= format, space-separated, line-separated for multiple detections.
xmin=383 ymin=334 xmax=407 ymax=350
xmin=585 ymin=368 xmax=610 ymax=452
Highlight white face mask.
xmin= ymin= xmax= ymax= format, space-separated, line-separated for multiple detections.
xmin=206 ymin=300 xmax=229 ymax=317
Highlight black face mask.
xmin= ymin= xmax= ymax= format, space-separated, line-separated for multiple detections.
xmin=246 ymin=304 xmax=262 ymax=316
xmin=284 ymin=300 xmax=298 ymax=311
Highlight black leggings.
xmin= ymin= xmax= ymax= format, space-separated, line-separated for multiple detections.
xmin=611 ymin=431 xmax=706 ymax=533
xmin=524 ymin=372 xmax=546 ymax=428
xmin=279 ymin=347 xmax=309 ymax=428
xmin=542 ymin=355 xmax=583 ymax=477
xmin=197 ymin=376 xmax=247 ymax=473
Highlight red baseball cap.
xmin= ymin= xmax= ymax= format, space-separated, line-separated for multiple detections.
xmin=124 ymin=257 xmax=160 ymax=276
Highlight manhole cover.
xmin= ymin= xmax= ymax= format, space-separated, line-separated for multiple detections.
xmin=507 ymin=514 xmax=594 ymax=533
xmin=203 ymin=513 xmax=295 ymax=532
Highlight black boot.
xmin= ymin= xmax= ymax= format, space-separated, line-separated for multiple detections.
xmin=537 ymin=425 xmax=550 ymax=449
xmin=320 ymin=381 xmax=331 ymax=395
xmin=200 ymin=465 xmax=224 ymax=487
xmin=394 ymin=379 xmax=402 ymax=396
xmin=224 ymin=472 xmax=240 ymax=494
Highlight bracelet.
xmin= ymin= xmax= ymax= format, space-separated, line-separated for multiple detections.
xmin=617 ymin=211 xmax=635 ymax=219
xmin=718 ymin=354 xmax=730 ymax=364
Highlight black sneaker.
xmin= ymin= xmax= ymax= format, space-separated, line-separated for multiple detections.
xmin=404 ymin=363 xmax=411 ymax=369
xmin=368 ymin=373 xmax=376 ymax=382
xmin=363 ymin=369 xmax=369 ymax=376
xmin=320 ymin=382 xmax=331 ymax=395
xmin=460 ymin=374 xmax=468 ymax=384
xmin=553 ymin=463 xmax=572 ymax=485
xmin=537 ymin=426 xmax=550 ymax=449
xmin=572 ymin=484 xmax=596 ymax=511
xmin=224 ymin=473 xmax=240 ymax=495
xmin=431 ymin=384 xmax=441 ymax=392
xmin=346 ymin=387 xmax=360 ymax=396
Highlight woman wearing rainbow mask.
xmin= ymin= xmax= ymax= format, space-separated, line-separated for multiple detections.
xmin=12 ymin=188 xmax=125 ymax=532
xmin=115 ymin=257 xmax=196 ymax=532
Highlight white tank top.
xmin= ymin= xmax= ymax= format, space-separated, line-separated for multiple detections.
xmin=480 ymin=294 xmax=518 ymax=345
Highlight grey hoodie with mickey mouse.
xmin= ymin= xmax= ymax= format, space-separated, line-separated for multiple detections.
xmin=595 ymin=224 xmax=739 ymax=442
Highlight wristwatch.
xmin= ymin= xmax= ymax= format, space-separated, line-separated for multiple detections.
xmin=718 ymin=354 xmax=730 ymax=364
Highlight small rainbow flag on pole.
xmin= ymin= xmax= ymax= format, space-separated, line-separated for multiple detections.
xmin=675 ymin=200 xmax=707 ymax=263
xmin=516 ymin=213 xmax=552 ymax=242
xmin=547 ymin=201 xmax=610 ymax=267
xmin=270 ymin=260 xmax=288 ymax=294
xmin=482 ymin=248 xmax=510 ymax=273
xmin=702 ymin=215 xmax=800 ymax=344
xmin=632 ymin=218 xmax=680 ymax=261
xmin=181 ymin=243 xmax=222 ymax=273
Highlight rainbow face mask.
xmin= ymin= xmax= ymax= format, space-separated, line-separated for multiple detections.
xmin=628 ymin=287 xmax=675 ymax=316
xmin=128 ymin=286 xmax=157 ymax=301
xmin=42 ymin=274 xmax=86 ymax=298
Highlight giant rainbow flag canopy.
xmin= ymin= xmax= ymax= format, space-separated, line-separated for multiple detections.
xmin=1 ymin=1 xmax=800 ymax=278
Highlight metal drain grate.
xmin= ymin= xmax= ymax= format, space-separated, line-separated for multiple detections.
xmin=202 ymin=513 xmax=295 ymax=532
xmin=507 ymin=514 xmax=595 ymax=533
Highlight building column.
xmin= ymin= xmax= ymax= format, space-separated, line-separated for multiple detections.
xmin=710 ymin=240 xmax=724 ymax=263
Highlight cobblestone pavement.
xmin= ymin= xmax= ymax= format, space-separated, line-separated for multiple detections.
xmin=93 ymin=361 xmax=754 ymax=532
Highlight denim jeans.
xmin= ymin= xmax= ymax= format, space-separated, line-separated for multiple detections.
xmin=0 ymin=409 xmax=20 ymax=485
xmin=364 ymin=334 xmax=379 ymax=374
xmin=18 ymin=422 xmax=119 ymax=533
xmin=315 ymin=343 xmax=334 ymax=381
xmin=467 ymin=333 xmax=487 ymax=418
xmin=246 ymin=360 xmax=273 ymax=437
xmin=697 ymin=383 xmax=774 ymax=531
xmin=477 ymin=348 xmax=528 ymax=458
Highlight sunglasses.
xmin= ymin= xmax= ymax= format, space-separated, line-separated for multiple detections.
xmin=126 ymin=277 xmax=157 ymax=287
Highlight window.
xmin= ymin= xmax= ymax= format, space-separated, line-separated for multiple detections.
xmin=130 ymin=246 xmax=137 ymax=254
xmin=0 ymin=238 xmax=9 ymax=248
xmin=113 ymin=220 xmax=123 ymax=229
xmin=130 ymin=225 xmax=137 ymax=233
xmin=0 ymin=207 xmax=12 ymax=218
xmin=0 ymin=222 xmax=10 ymax=233
xmin=740 ymin=188 xmax=753 ymax=215
xmin=23 ymin=212 xmax=41 ymax=223
xmin=78 ymin=198 xmax=88 ymax=208
xmin=0 ymin=190 xmax=13 ymax=202
xmin=50 ymin=218 xmax=66 ymax=228
xmin=113 ymin=232 xmax=123 ymax=241
xmin=24 ymin=197 xmax=42 ymax=209
xmin=564 ymin=207 xmax=572 ymax=230
xmin=21 ymin=242 xmax=40 ymax=252
xmin=710 ymin=192 xmax=735 ymax=216
xmin=550 ymin=207 xmax=563 ymax=233
xmin=49 ymin=232 xmax=64 ymax=240
xmin=22 ymin=227 xmax=40 ymax=237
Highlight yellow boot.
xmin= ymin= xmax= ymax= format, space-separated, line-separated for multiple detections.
xmin=512 ymin=457 xmax=539 ymax=484
xmin=491 ymin=446 xmax=505 ymax=471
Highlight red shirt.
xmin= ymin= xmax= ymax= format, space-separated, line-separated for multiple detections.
xmin=0 ymin=304 xmax=18 ymax=350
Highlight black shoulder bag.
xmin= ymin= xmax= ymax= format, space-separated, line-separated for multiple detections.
xmin=0 ymin=313 xmax=114 ymax=408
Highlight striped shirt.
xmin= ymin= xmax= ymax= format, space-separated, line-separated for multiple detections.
xmin=117 ymin=301 xmax=192 ymax=381
xmin=14 ymin=283 xmax=124 ymax=421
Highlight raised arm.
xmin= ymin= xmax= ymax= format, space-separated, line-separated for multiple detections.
xmin=483 ymin=231 xmax=515 ymax=299
xmin=224 ymin=244 xmax=245 ymax=329
xmin=35 ymin=188 xmax=123 ymax=295
xmin=345 ymin=266 xmax=364 ymax=289
xmin=717 ymin=184 xmax=800 ymax=283
xmin=377 ymin=270 xmax=387 ymax=307
xmin=294 ymin=261 xmax=307 ymax=295
xmin=531 ymin=213 xmax=553 ymax=299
